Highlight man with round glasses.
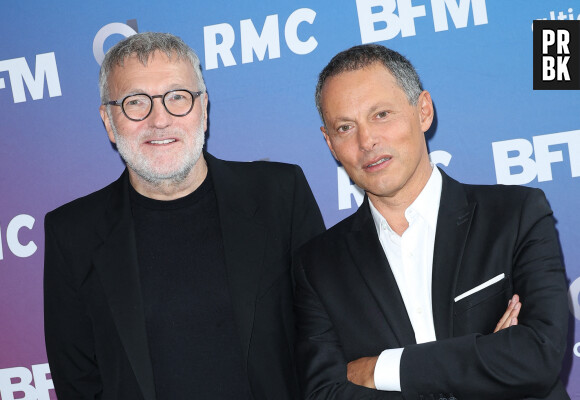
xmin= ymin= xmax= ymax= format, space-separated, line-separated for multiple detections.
xmin=44 ymin=32 xmax=324 ymax=400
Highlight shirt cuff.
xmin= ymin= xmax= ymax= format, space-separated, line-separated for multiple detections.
xmin=374 ymin=347 xmax=404 ymax=391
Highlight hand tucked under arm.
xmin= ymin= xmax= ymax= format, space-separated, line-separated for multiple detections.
xmin=347 ymin=356 xmax=379 ymax=389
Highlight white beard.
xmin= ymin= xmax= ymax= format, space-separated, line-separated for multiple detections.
xmin=108 ymin=108 xmax=205 ymax=186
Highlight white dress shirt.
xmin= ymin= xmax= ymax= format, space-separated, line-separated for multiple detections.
xmin=368 ymin=165 xmax=442 ymax=391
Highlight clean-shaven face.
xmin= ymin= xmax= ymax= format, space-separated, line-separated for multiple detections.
xmin=320 ymin=62 xmax=433 ymax=204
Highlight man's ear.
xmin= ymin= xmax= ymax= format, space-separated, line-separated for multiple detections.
xmin=417 ymin=90 xmax=434 ymax=132
xmin=99 ymin=105 xmax=116 ymax=144
xmin=321 ymin=126 xmax=338 ymax=161
xmin=202 ymin=91 xmax=209 ymax=132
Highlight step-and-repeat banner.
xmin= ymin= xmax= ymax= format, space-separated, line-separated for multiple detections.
xmin=0 ymin=1 xmax=578 ymax=398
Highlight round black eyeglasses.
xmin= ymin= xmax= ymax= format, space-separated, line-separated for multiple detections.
xmin=105 ymin=89 xmax=204 ymax=121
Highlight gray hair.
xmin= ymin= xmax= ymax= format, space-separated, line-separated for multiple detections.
xmin=99 ymin=32 xmax=206 ymax=103
xmin=315 ymin=44 xmax=423 ymax=124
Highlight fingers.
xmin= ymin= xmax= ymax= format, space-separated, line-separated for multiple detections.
xmin=347 ymin=356 xmax=378 ymax=389
xmin=494 ymin=295 xmax=515 ymax=332
xmin=510 ymin=294 xmax=521 ymax=326
xmin=494 ymin=294 xmax=521 ymax=333
xmin=509 ymin=294 xmax=521 ymax=326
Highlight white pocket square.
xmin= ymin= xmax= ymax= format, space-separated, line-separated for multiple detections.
xmin=454 ymin=273 xmax=505 ymax=302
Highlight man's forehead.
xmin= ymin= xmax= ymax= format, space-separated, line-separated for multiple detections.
xmin=326 ymin=63 xmax=394 ymax=86
xmin=107 ymin=52 xmax=197 ymax=96
xmin=321 ymin=63 xmax=397 ymax=101
xmin=113 ymin=50 xmax=187 ymax=69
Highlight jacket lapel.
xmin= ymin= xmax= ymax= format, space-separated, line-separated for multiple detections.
xmin=346 ymin=198 xmax=417 ymax=347
xmin=92 ymin=171 xmax=156 ymax=400
xmin=431 ymin=169 xmax=475 ymax=340
xmin=206 ymin=153 xmax=266 ymax=366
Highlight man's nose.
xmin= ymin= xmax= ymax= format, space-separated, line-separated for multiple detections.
xmin=148 ymin=96 xmax=172 ymax=128
xmin=358 ymin=124 xmax=378 ymax=152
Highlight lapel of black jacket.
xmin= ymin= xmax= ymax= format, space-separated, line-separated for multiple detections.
xmin=345 ymin=197 xmax=417 ymax=347
xmin=92 ymin=170 xmax=156 ymax=400
xmin=206 ymin=153 xmax=266 ymax=367
xmin=431 ymin=168 xmax=476 ymax=340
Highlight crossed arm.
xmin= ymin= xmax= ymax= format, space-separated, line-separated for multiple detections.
xmin=294 ymin=190 xmax=568 ymax=399
xmin=346 ymin=295 xmax=522 ymax=389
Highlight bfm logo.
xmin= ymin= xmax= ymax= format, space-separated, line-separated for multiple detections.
xmin=492 ymin=130 xmax=579 ymax=185
xmin=0 ymin=364 xmax=54 ymax=400
xmin=533 ymin=20 xmax=580 ymax=90
xmin=0 ymin=53 xmax=61 ymax=103
xmin=356 ymin=0 xmax=488 ymax=43
xmin=0 ymin=214 xmax=37 ymax=260
xmin=337 ymin=150 xmax=451 ymax=210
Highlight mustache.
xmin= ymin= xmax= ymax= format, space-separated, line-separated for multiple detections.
xmin=138 ymin=128 xmax=188 ymax=141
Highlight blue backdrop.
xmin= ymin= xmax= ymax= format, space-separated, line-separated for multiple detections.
xmin=0 ymin=1 xmax=578 ymax=398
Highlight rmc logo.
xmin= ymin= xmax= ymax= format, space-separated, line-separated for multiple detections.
xmin=203 ymin=8 xmax=318 ymax=70
xmin=0 ymin=53 xmax=61 ymax=103
xmin=0 ymin=214 xmax=37 ymax=260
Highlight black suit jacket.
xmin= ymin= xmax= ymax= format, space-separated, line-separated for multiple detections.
xmin=44 ymin=153 xmax=325 ymax=400
xmin=294 ymin=169 xmax=569 ymax=399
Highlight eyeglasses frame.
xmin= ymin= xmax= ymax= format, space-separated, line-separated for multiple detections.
xmin=105 ymin=89 xmax=204 ymax=122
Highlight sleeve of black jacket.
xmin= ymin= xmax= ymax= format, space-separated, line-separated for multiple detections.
xmin=44 ymin=209 xmax=103 ymax=399
xmin=399 ymin=189 xmax=569 ymax=399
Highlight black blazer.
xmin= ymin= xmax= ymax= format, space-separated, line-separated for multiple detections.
xmin=294 ymin=169 xmax=569 ymax=400
xmin=44 ymin=153 xmax=325 ymax=400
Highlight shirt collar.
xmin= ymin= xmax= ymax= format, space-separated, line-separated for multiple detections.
xmin=369 ymin=165 xmax=443 ymax=236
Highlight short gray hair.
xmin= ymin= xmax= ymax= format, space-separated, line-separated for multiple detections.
xmin=99 ymin=32 xmax=206 ymax=103
xmin=315 ymin=44 xmax=423 ymax=124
